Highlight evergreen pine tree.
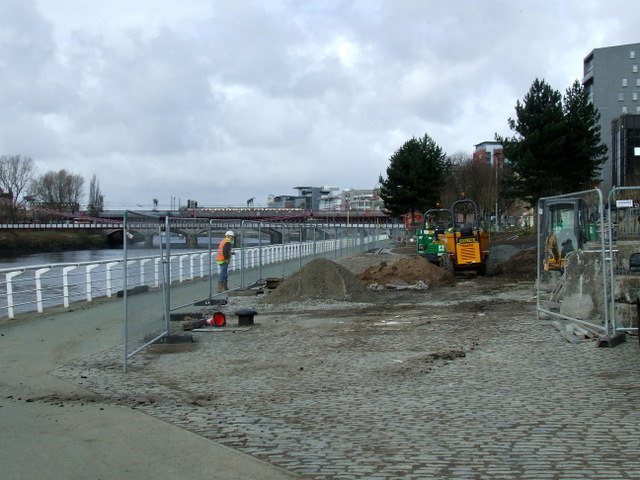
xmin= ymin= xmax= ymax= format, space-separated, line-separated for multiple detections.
xmin=378 ymin=133 xmax=449 ymax=217
xmin=562 ymin=79 xmax=608 ymax=191
xmin=498 ymin=78 xmax=607 ymax=207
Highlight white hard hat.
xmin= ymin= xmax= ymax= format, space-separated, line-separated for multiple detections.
xmin=225 ymin=230 xmax=235 ymax=237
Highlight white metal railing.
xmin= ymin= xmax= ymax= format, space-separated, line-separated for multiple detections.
xmin=1 ymin=235 xmax=388 ymax=319
xmin=0 ymin=222 xmax=123 ymax=229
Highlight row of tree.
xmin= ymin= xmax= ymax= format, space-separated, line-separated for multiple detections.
xmin=0 ymin=155 xmax=104 ymax=222
xmin=378 ymin=78 xmax=607 ymax=222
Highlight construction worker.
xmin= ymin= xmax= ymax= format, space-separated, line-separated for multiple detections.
xmin=217 ymin=230 xmax=235 ymax=292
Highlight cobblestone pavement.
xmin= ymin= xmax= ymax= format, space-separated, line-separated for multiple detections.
xmin=56 ymin=279 xmax=640 ymax=480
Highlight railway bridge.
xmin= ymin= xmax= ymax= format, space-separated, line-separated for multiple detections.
xmin=1 ymin=207 xmax=397 ymax=248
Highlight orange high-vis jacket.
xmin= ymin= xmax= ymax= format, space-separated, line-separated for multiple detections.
xmin=217 ymin=237 xmax=232 ymax=264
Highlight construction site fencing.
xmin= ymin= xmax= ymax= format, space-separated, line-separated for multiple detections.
xmin=536 ymin=189 xmax=612 ymax=336
xmin=607 ymin=186 xmax=640 ymax=336
xmin=232 ymin=221 xmax=392 ymax=291
xmin=125 ymin=217 xmax=397 ymax=371
xmin=164 ymin=219 xmax=396 ymax=313
xmin=0 ymin=218 xmax=399 ymax=321
xmin=123 ymin=211 xmax=168 ymax=373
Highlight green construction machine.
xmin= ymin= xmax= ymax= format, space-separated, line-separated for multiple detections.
xmin=416 ymin=206 xmax=453 ymax=264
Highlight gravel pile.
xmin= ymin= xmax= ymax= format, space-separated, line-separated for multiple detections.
xmin=334 ymin=248 xmax=404 ymax=275
xmin=492 ymin=248 xmax=537 ymax=281
xmin=256 ymin=244 xmax=535 ymax=308
xmin=258 ymin=257 xmax=378 ymax=305
xmin=357 ymin=256 xmax=455 ymax=287
xmin=488 ymin=244 xmax=521 ymax=264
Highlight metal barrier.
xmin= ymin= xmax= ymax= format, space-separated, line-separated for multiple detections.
xmin=0 ymin=219 xmax=400 ymax=320
xmin=123 ymin=211 xmax=168 ymax=373
xmin=536 ymin=189 xmax=611 ymax=335
xmin=607 ymin=187 xmax=640 ymax=335
xmin=1 ymin=214 xmax=399 ymax=370
xmin=162 ymin=218 xmax=393 ymax=315
xmin=124 ymin=216 xmax=395 ymax=371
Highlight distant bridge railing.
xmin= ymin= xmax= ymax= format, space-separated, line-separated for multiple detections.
xmin=0 ymin=222 xmax=123 ymax=230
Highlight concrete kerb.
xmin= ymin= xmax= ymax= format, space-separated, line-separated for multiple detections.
xmin=0 ymin=278 xmax=301 ymax=480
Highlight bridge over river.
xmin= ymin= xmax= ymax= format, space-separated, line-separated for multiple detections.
xmin=1 ymin=207 xmax=398 ymax=248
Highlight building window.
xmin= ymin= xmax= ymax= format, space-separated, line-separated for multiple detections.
xmin=619 ymin=92 xmax=624 ymax=101
xmin=634 ymin=92 xmax=639 ymax=101
xmin=634 ymin=64 xmax=639 ymax=73
xmin=637 ymin=106 xmax=640 ymax=113
xmin=623 ymin=78 xmax=628 ymax=87
xmin=637 ymin=78 xmax=640 ymax=87
xmin=632 ymin=50 xmax=636 ymax=59
xmin=622 ymin=106 xmax=628 ymax=114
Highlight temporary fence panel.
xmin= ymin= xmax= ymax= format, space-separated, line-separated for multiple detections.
xmin=158 ymin=219 xmax=397 ymax=317
xmin=121 ymin=215 xmax=398 ymax=362
xmin=235 ymin=221 xmax=393 ymax=290
xmin=536 ymin=189 xmax=611 ymax=335
xmin=162 ymin=217 xmax=220 ymax=313
xmin=0 ymin=217 xmax=400 ymax=322
xmin=607 ymin=186 xmax=640 ymax=336
xmin=123 ymin=211 xmax=168 ymax=373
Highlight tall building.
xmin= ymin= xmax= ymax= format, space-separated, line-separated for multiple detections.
xmin=611 ymin=114 xmax=640 ymax=186
xmin=472 ymin=141 xmax=504 ymax=166
xmin=582 ymin=42 xmax=640 ymax=190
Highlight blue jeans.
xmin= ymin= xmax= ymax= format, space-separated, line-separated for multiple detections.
xmin=218 ymin=262 xmax=229 ymax=283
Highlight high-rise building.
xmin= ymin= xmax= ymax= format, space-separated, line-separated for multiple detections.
xmin=582 ymin=42 xmax=640 ymax=190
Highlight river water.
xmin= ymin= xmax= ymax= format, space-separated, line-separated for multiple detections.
xmin=0 ymin=239 xmax=220 ymax=318
xmin=0 ymin=243 xmax=197 ymax=270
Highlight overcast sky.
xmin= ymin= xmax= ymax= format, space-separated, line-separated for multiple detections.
xmin=1 ymin=1 xmax=638 ymax=209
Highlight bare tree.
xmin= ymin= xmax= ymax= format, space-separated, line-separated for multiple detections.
xmin=0 ymin=154 xmax=36 ymax=221
xmin=440 ymin=152 xmax=472 ymax=209
xmin=29 ymin=169 xmax=85 ymax=213
xmin=87 ymin=174 xmax=104 ymax=217
xmin=441 ymin=152 xmax=497 ymax=219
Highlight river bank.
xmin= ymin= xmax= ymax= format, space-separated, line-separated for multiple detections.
xmin=0 ymin=230 xmax=109 ymax=257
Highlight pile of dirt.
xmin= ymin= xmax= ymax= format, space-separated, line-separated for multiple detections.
xmin=492 ymin=248 xmax=537 ymax=281
xmin=357 ymin=256 xmax=455 ymax=287
xmin=260 ymin=257 xmax=378 ymax=305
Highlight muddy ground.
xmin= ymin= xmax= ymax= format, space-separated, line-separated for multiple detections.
xmin=59 ymin=237 xmax=640 ymax=480
xmin=253 ymin=240 xmax=537 ymax=309
xmin=54 ymin=242 xmax=547 ymax=480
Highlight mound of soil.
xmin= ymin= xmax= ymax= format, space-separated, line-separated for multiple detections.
xmin=493 ymin=248 xmax=537 ymax=281
xmin=357 ymin=256 xmax=455 ymax=287
xmin=261 ymin=257 xmax=378 ymax=304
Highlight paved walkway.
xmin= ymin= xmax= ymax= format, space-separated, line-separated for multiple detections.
xmin=0 ymin=288 xmax=300 ymax=479
xmin=3 ymin=278 xmax=640 ymax=479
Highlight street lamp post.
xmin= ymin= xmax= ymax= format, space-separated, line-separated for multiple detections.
xmin=495 ymin=159 xmax=499 ymax=232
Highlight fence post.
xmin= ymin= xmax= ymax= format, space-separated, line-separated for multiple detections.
xmin=63 ymin=266 xmax=78 ymax=307
xmin=35 ymin=267 xmax=52 ymax=312
xmin=5 ymin=271 xmax=22 ymax=319
xmin=106 ymin=262 xmax=119 ymax=298
xmin=179 ymin=255 xmax=189 ymax=282
xmin=140 ymin=258 xmax=151 ymax=285
xmin=85 ymin=264 xmax=99 ymax=302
